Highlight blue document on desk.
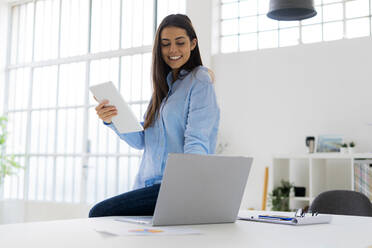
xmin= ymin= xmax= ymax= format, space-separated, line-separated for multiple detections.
xmin=238 ymin=214 xmax=332 ymax=225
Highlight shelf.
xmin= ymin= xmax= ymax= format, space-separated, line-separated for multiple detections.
xmin=291 ymin=197 xmax=312 ymax=201
xmin=273 ymin=153 xmax=372 ymax=159
xmin=273 ymin=153 xmax=372 ymax=209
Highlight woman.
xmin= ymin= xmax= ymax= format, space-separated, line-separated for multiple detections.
xmin=89 ymin=14 xmax=220 ymax=217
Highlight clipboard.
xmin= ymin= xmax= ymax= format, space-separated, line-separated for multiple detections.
xmin=90 ymin=81 xmax=144 ymax=134
xmin=238 ymin=213 xmax=332 ymax=225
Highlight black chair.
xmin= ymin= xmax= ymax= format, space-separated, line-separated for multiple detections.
xmin=309 ymin=190 xmax=372 ymax=217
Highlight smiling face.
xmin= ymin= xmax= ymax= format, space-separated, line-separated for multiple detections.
xmin=160 ymin=26 xmax=197 ymax=73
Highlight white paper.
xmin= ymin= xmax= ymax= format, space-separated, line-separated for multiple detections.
xmin=90 ymin=82 xmax=143 ymax=133
xmin=294 ymin=214 xmax=332 ymax=225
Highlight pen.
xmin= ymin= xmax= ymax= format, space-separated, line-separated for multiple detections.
xmin=258 ymin=215 xmax=294 ymax=221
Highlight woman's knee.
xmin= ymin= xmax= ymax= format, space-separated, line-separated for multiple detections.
xmin=88 ymin=202 xmax=104 ymax=218
xmin=88 ymin=207 xmax=96 ymax=218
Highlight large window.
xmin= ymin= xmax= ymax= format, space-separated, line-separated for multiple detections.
xmin=220 ymin=0 xmax=372 ymax=53
xmin=2 ymin=0 xmax=185 ymax=204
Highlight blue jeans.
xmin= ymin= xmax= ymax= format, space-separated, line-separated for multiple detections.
xmin=88 ymin=184 xmax=161 ymax=217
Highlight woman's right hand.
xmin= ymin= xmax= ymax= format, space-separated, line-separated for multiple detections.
xmin=95 ymin=98 xmax=117 ymax=124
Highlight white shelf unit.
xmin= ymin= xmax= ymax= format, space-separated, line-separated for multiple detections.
xmin=272 ymin=153 xmax=372 ymax=209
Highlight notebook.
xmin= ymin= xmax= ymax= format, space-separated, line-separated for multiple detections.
xmin=238 ymin=213 xmax=332 ymax=225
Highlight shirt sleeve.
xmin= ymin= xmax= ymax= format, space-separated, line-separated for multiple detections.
xmin=104 ymin=121 xmax=145 ymax=150
xmin=184 ymin=80 xmax=220 ymax=154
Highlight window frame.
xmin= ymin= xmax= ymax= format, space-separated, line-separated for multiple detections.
xmin=219 ymin=0 xmax=372 ymax=53
xmin=1 ymin=0 xmax=185 ymax=203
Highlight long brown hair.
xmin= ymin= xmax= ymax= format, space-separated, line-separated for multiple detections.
xmin=143 ymin=14 xmax=203 ymax=129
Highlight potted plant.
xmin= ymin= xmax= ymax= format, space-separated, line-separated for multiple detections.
xmin=269 ymin=180 xmax=294 ymax=211
xmin=348 ymin=142 xmax=355 ymax=153
xmin=0 ymin=116 xmax=22 ymax=186
xmin=340 ymin=143 xmax=348 ymax=154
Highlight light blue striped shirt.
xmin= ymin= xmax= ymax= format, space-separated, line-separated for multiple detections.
xmin=105 ymin=66 xmax=220 ymax=190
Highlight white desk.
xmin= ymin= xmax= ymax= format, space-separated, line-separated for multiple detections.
xmin=1 ymin=210 xmax=372 ymax=248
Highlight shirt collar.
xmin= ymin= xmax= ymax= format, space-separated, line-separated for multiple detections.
xmin=166 ymin=69 xmax=189 ymax=88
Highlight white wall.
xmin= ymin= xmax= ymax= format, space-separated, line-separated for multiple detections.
xmin=212 ymin=37 xmax=372 ymax=209
xmin=0 ymin=200 xmax=91 ymax=224
xmin=186 ymin=0 xmax=215 ymax=68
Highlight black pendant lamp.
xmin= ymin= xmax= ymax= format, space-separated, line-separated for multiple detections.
xmin=267 ymin=0 xmax=317 ymax=21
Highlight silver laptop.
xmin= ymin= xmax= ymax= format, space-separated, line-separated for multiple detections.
xmin=118 ymin=153 xmax=252 ymax=226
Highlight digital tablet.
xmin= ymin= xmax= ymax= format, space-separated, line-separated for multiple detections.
xmin=90 ymin=81 xmax=143 ymax=133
